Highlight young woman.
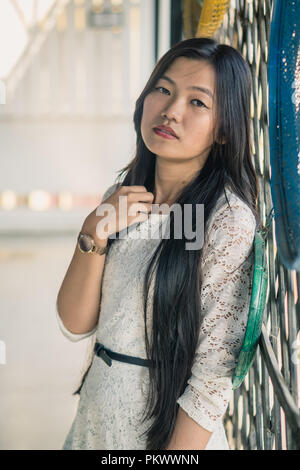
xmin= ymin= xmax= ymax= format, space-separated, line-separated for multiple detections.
xmin=56 ymin=37 xmax=261 ymax=451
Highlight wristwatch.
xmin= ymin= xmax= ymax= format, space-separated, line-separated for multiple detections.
xmin=77 ymin=231 xmax=108 ymax=256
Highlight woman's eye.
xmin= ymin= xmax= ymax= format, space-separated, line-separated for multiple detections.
xmin=191 ymin=99 xmax=206 ymax=108
xmin=154 ymin=87 xmax=206 ymax=108
xmin=155 ymin=86 xmax=169 ymax=94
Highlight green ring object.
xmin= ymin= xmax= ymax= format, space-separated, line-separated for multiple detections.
xmin=232 ymin=229 xmax=268 ymax=389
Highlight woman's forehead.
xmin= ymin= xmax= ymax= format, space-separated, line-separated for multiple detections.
xmin=161 ymin=57 xmax=215 ymax=91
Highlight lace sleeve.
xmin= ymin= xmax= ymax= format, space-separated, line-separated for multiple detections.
xmin=176 ymin=198 xmax=257 ymax=432
xmin=56 ymin=182 xmax=120 ymax=342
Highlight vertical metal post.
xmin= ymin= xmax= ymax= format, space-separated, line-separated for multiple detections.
xmin=170 ymin=0 xmax=183 ymax=46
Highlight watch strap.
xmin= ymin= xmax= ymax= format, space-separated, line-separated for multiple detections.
xmin=92 ymin=243 xmax=108 ymax=255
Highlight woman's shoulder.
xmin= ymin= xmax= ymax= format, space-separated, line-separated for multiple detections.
xmin=101 ymin=182 xmax=122 ymax=202
xmin=205 ymin=184 xmax=257 ymax=240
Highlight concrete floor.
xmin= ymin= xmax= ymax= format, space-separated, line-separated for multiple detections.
xmin=0 ymin=233 xmax=95 ymax=450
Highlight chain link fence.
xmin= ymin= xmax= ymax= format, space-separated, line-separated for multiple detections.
xmin=178 ymin=0 xmax=300 ymax=450
xmin=212 ymin=0 xmax=300 ymax=450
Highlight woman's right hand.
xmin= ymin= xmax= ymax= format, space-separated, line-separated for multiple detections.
xmin=81 ymin=185 xmax=154 ymax=243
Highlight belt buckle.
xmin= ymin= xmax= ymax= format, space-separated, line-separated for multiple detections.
xmin=95 ymin=342 xmax=112 ymax=367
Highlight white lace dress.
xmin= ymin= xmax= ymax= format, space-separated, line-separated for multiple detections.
xmin=57 ymin=182 xmax=257 ymax=450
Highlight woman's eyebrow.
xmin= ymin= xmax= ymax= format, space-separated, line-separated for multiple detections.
xmin=159 ymin=75 xmax=214 ymax=100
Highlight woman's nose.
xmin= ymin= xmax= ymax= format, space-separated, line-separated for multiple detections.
xmin=162 ymin=99 xmax=184 ymax=122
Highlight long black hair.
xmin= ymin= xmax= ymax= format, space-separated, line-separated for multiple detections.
xmin=73 ymin=37 xmax=261 ymax=450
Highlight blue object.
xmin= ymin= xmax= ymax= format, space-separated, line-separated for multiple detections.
xmin=268 ymin=0 xmax=300 ymax=271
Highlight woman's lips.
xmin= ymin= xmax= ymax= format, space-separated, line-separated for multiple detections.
xmin=153 ymin=128 xmax=178 ymax=140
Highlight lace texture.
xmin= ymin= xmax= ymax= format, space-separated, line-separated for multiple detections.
xmin=176 ymin=197 xmax=256 ymax=432
xmin=57 ymin=183 xmax=256 ymax=450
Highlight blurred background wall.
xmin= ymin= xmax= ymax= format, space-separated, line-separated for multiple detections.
xmin=0 ymin=0 xmax=163 ymax=449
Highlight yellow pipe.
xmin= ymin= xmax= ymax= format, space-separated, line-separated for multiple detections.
xmin=196 ymin=0 xmax=231 ymax=38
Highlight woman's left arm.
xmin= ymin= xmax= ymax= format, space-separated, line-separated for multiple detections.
xmin=166 ymin=406 xmax=212 ymax=450
xmin=167 ymin=199 xmax=257 ymax=450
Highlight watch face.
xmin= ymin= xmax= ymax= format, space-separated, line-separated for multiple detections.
xmin=79 ymin=234 xmax=93 ymax=252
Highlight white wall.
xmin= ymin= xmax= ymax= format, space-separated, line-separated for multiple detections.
xmin=0 ymin=234 xmax=95 ymax=450
xmin=0 ymin=0 xmax=156 ymax=233
xmin=0 ymin=118 xmax=135 ymax=193
xmin=0 ymin=0 xmax=156 ymax=450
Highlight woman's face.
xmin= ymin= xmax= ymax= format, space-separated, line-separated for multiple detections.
xmin=141 ymin=57 xmax=218 ymax=165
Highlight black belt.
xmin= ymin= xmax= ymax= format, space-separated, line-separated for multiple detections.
xmin=94 ymin=341 xmax=154 ymax=368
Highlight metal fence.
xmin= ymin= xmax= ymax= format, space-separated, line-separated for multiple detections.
xmin=213 ymin=0 xmax=300 ymax=450
xmin=179 ymin=0 xmax=300 ymax=450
